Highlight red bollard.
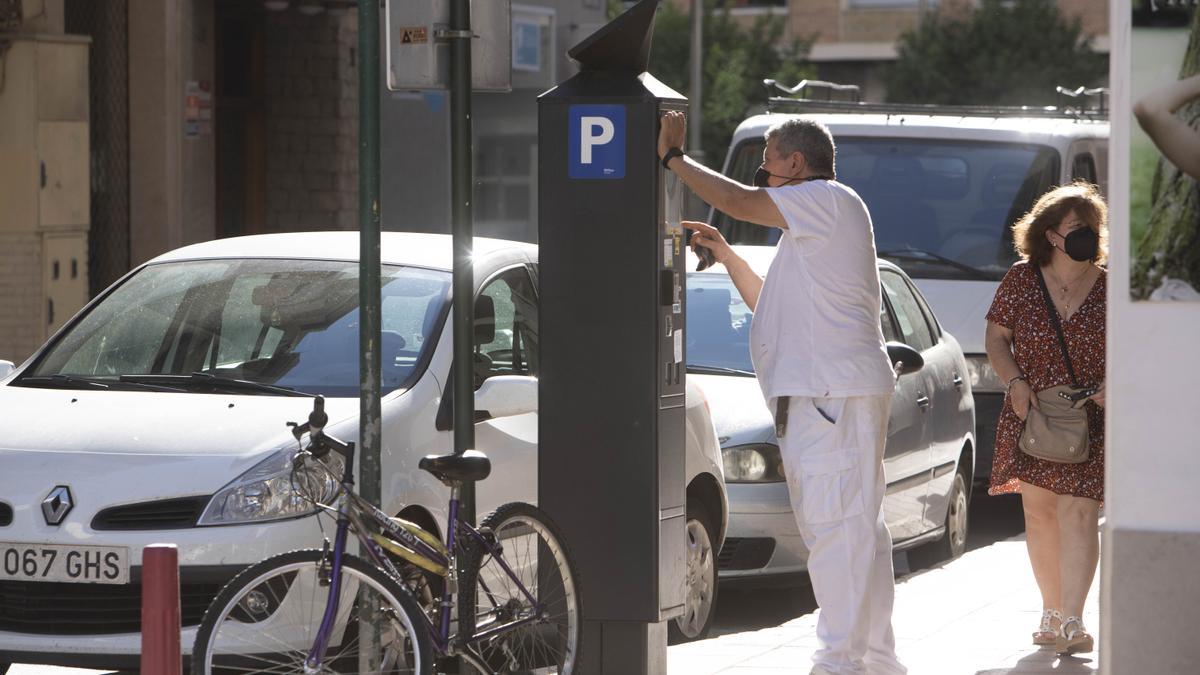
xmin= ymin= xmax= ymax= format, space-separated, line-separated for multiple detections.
xmin=141 ymin=543 xmax=182 ymax=675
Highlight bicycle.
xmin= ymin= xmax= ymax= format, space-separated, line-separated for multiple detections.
xmin=191 ymin=396 xmax=582 ymax=674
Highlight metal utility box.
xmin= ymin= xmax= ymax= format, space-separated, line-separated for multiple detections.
xmin=538 ymin=1 xmax=686 ymax=671
xmin=384 ymin=0 xmax=511 ymax=92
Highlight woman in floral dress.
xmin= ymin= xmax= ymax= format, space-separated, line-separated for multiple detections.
xmin=984 ymin=182 xmax=1107 ymax=655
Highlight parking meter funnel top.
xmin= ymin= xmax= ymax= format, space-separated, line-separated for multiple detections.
xmin=568 ymin=0 xmax=657 ymax=74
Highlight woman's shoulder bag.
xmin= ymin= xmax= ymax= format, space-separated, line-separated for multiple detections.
xmin=1017 ymin=267 xmax=1092 ymax=464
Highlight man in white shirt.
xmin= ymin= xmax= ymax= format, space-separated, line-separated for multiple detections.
xmin=659 ymin=112 xmax=904 ymax=675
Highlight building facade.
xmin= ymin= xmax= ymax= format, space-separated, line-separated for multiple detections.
xmin=0 ymin=0 xmax=607 ymax=364
xmin=676 ymin=0 xmax=1110 ymax=101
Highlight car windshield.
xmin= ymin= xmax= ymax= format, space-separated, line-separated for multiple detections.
xmin=685 ymin=273 xmax=755 ymax=374
xmin=20 ymin=259 xmax=451 ymax=397
xmin=715 ymin=136 xmax=1061 ymax=280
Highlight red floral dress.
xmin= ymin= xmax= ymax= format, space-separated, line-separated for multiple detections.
xmin=986 ymin=261 xmax=1106 ymax=501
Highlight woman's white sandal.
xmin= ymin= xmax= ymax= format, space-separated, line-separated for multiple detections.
xmin=1056 ymin=615 xmax=1094 ymax=655
xmin=1033 ymin=608 xmax=1062 ymax=646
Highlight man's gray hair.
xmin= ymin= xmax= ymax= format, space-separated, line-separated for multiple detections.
xmin=765 ymin=118 xmax=836 ymax=178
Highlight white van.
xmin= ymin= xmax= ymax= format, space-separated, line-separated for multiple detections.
xmin=714 ymin=95 xmax=1108 ymax=487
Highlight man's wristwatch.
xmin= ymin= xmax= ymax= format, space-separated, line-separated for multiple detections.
xmin=661 ymin=147 xmax=684 ymax=170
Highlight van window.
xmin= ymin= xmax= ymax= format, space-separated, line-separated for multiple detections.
xmin=1072 ymin=153 xmax=1097 ymax=184
xmin=715 ymin=137 xmax=1061 ymax=280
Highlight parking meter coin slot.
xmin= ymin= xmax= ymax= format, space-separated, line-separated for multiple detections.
xmin=660 ymin=270 xmax=674 ymax=306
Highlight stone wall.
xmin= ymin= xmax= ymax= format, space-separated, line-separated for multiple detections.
xmin=0 ymin=233 xmax=44 ymax=363
xmin=263 ymin=9 xmax=358 ymax=233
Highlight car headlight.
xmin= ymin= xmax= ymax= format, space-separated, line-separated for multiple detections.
xmin=964 ymin=354 xmax=1004 ymax=393
xmin=722 ymin=443 xmax=785 ymax=483
xmin=197 ymin=447 xmax=344 ymax=526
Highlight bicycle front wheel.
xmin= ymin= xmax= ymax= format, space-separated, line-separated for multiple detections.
xmin=458 ymin=502 xmax=582 ymax=674
xmin=192 ymin=549 xmax=431 ymax=675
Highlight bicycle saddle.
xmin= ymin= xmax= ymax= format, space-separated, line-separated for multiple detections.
xmin=419 ymin=450 xmax=492 ymax=484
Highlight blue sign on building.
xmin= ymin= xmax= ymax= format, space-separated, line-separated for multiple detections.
xmin=569 ymin=105 xmax=625 ymax=179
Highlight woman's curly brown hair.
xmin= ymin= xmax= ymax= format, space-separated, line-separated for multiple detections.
xmin=1011 ymin=181 xmax=1108 ymax=267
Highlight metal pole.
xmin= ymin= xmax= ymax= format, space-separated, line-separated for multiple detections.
xmin=357 ymin=0 xmax=383 ymax=668
xmin=689 ymin=0 xmax=703 ymax=163
xmin=357 ymin=0 xmax=382 ymax=514
xmin=450 ymin=0 xmax=476 ymax=527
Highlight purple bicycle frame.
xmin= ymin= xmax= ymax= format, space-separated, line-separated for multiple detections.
xmin=304 ymin=493 xmax=549 ymax=668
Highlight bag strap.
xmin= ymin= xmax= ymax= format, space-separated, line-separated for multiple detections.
xmin=1035 ymin=266 xmax=1080 ymax=386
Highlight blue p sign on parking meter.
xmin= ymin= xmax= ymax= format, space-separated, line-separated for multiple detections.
xmin=569 ymin=104 xmax=625 ymax=179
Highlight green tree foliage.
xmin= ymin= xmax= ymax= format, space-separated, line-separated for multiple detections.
xmin=1132 ymin=9 xmax=1200 ymax=299
xmin=886 ymin=0 xmax=1106 ymax=106
xmin=646 ymin=1 xmax=813 ymax=165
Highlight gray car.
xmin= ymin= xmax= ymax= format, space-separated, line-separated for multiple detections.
xmin=685 ymin=246 xmax=976 ymax=588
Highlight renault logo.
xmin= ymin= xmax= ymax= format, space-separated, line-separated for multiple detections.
xmin=42 ymin=486 xmax=74 ymax=526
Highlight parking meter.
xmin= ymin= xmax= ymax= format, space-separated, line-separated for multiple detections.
xmin=537 ymin=1 xmax=687 ymax=672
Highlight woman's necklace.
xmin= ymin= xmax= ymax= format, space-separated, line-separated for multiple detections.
xmin=1046 ymin=264 xmax=1091 ymax=317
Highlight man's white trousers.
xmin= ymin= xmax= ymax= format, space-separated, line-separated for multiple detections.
xmin=777 ymin=394 xmax=906 ymax=675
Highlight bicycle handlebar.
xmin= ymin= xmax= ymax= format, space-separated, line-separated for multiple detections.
xmin=289 ymin=395 xmax=352 ymax=462
xmin=308 ymin=396 xmax=329 ymax=433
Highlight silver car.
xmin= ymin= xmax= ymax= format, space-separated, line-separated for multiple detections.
xmin=685 ymin=246 xmax=975 ymax=588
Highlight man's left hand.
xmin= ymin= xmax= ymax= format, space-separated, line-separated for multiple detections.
xmin=683 ymin=221 xmax=733 ymax=266
xmin=659 ymin=111 xmax=686 ymax=160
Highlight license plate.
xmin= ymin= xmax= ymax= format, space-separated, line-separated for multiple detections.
xmin=0 ymin=542 xmax=130 ymax=584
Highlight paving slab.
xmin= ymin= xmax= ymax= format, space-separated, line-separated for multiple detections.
xmin=669 ymin=533 xmax=1100 ymax=675
xmin=5 ymin=533 xmax=1099 ymax=675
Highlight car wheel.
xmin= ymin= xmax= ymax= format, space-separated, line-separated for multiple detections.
xmin=908 ymin=462 xmax=970 ymax=570
xmin=669 ymin=498 xmax=718 ymax=644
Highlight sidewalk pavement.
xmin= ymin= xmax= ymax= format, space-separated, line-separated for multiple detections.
xmin=7 ymin=532 xmax=1099 ymax=675
xmin=668 ymin=532 xmax=1100 ymax=675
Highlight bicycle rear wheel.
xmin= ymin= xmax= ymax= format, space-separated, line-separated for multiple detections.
xmin=458 ymin=502 xmax=581 ymax=674
xmin=192 ymin=549 xmax=431 ymax=675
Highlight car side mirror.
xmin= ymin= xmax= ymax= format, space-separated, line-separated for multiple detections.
xmin=474 ymin=375 xmax=538 ymax=421
xmin=0 ymin=360 xmax=13 ymax=379
xmin=885 ymin=341 xmax=924 ymax=377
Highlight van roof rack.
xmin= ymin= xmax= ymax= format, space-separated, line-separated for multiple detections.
xmin=762 ymin=80 xmax=1108 ymax=120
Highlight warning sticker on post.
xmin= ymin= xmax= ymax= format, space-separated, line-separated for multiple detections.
xmin=398 ymin=26 xmax=429 ymax=45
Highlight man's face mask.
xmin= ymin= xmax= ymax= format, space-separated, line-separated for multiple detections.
xmin=754 ymin=163 xmax=834 ymax=188
xmin=754 ymin=164 xmax=807 ymax=188
xmin=1056 ymin=226 xmax=1099 ymax=262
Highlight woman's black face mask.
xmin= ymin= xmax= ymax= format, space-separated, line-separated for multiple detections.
xmin=1057 ymin=226 xmax=1099 ymax=262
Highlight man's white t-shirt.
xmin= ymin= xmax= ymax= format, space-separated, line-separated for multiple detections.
xmin=750 ymin=179 xmax=894 ymax=401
